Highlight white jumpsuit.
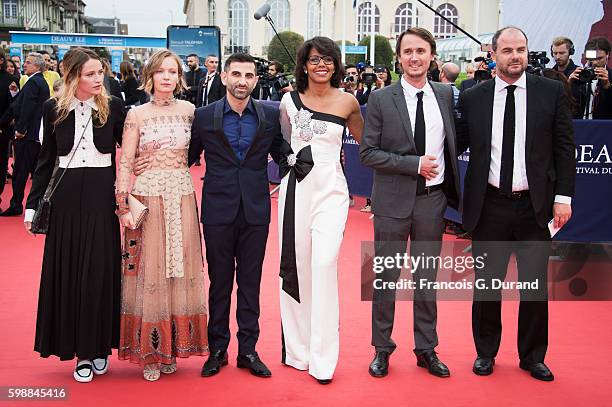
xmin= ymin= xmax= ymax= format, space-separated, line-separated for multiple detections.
xmin=278 ymin=91 xmax=349 ymax=380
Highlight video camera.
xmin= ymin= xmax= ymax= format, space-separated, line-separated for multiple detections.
xmin=526 ymin=51 xmax=550 ymax=76
xmin=253 ymin=56 xmax=292 ymax=93
xmin=354 ymin=62 xmax=385 ymax=88
xmin=473 ymin=55 xmax=495 ymax=82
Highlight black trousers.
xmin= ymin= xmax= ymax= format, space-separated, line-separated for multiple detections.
xmin=203 ymin=204 xmax=269 ymax=355
xmin=471 ymin=187 xmax=550 ymax=364
xmin=10 ymin=139 xmax=40 ymax=210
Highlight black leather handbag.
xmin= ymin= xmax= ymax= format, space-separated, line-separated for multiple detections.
xmin=31 ymin=116 xmax=91 ymax=234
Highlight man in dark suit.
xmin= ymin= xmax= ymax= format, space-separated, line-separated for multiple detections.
xmin=568 ymin=36 xmax=612 ymax=119
xmin=360 ymin=27 xmax=461 ymax=379
xmin=1 ymin=52 xmax=49 ymax=216
xmin=184 ymin=53 xmax=205 ymax=105
xmin=196 ymin=54 xmax=225 ymax=107
xmin=0 ymin=50 xmax=19 ymax=211
xmin=456 ymin=27 xmax=575 ymax=382
xmin=188 ymin=53 xmax=282 ymax=378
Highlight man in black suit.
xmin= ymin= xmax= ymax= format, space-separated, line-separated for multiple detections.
xmin=188 ymin=53 xmax=282 ymax=378
xmin=184 ymin=53 xmax=205 ymax=105
xmin=457 ymin=27 xmax=575 ymax=382
xmin=0 ymin=50 xmax=19 ymax=210
xmin=196 ymin=54 xmax=225 ymax=107
xmin=1 ymin=52 xmax=50 ymax=216
xmin=568 ymin=36 xmax=612 ymax=119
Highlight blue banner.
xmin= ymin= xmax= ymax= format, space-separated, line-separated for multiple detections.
xmin=57 ymin=48 xmax=69 ymax=61
xmin=166 ymin=26 xmax=221 ymax=65
xmin=340 ymin=117 xmax=612 ymax=243
xmin=9 ymin=47 xmax=22 ymax=60
xmin=111 ymin=50 xmax=123 ymax=74
xmin=9 ymin=31 xmax=165 ymax=48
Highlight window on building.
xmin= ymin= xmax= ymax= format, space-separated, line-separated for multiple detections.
xmin=265 ymin=0 xmax=290 ymax=45
xmin=227 ymin=0 xmax=249 ymax=54
xmin=394 ymin=2 xmax=418 ymax=37
xmin=208 ymin=0 xmax=216 ymax=25
xmin=357 ymin=1 xmax=380 ymax=42
xmin=434 ymin=3 xmax=458 ymax=39
xmin=3 ymin=0 xmax=18 ymax=19
xmin=306 ymin=0 xmax=321 ymax=40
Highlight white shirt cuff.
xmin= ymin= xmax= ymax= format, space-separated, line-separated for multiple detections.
xmin=10 ymin=89 xmax=18 ymax=97
xmin=554 ymin=195 xmax=572 ymax=205
xmin=417 ymin=156 xmax=422 ymax=174
xmin=24 ymin=209 xmax=36 ymax=223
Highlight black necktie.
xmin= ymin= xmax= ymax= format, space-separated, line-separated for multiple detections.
xmin=414 ymin=91 xmax=426 ymax=194
xmin=203 ymin=75 xmax=212 ymax=106
xmin=499 ymin=84 xmax=517 ymax=196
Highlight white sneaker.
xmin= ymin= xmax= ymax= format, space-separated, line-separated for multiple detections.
xmin=92 ymin=357 xmax=109 ymax=375
xmin=74 ymin=360 xmax=93 ymax=383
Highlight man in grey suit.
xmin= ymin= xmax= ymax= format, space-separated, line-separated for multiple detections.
xmin=360 ymin=27 xmax=460 ymax=378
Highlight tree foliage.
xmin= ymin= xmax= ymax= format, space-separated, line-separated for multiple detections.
xmin=267 ymin=31 xmax=304 ymax=74
xmin=355 ymin=35 xmax=395 ymax=69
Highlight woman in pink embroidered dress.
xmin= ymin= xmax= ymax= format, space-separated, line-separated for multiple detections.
xmin=115 ymin=50 xmax=208 ymax=381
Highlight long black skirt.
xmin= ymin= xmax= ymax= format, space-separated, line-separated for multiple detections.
xmin=34 ymin=166 xmax=121 ymax=360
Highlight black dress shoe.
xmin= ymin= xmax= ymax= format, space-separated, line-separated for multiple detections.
xmin=201 ymin=350 xmax=228 ymax=377
xmin=317 ymin=379 xmax=332 ymax=385
xmin=416 ymin=351 xmax=450 ymax=377
xmin=0 ymin=206 xmax=22 ymax=216
xmin=237 ymin=353 xmax=272 ymax=377
xmin=368 ymin=351 xmax=390 ymax=377
xmin=519 ymin=361 xmax=554 ymax=382
xmin=473 ymin=357 xmax=495 ymax=376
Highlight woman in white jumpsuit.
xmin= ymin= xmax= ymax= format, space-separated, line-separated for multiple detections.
xmin=278 ymin=36 xmax=363 ymax=384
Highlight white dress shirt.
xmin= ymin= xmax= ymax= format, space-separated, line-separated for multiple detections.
xmin=490 ymin=73 xmax=529 ymax=191
xmin=401 ymin=77 xmax=446 ymax=186
xmin=25 ymin=97 xmax=111 ymax=223
xmin=203 ymin=72 xmax=216 ymax=105
xmin=59 ymin=98 xmax=111 ymax=169
xmin=490 ymin=73 xmax=571 ymax=204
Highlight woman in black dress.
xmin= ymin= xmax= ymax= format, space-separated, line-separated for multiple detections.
xmin=120 ymin=61 xmax=142 ymax=107
xmin=24 ymin=47 xmax=125 ymax=383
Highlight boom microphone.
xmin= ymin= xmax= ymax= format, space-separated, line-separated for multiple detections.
xmin=254 ymin=3 xmax=271 ymax=20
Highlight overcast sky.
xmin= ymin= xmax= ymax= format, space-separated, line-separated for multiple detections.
xmin=84 ymin=0 xmax=186 ymax=37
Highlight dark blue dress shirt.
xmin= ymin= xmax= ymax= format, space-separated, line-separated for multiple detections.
xmin=222 ymin=98 xmax=259 ymax=161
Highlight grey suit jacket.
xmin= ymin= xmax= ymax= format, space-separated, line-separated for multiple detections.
xmin=359 ymin=80 xmax=461 ymax=219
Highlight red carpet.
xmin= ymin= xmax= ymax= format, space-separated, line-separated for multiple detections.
xmin=1 ymin=168 xmax=611 ymax=406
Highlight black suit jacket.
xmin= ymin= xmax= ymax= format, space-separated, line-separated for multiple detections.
xmin=104 ymin=75 xmax=123 ymax=100
xmin=456 ymin=73 xmax=576 ymax=232
xmin=196 ymin=73 xmax=225 ymax=107
xmin=184 ymin=68 xmax=205 ymax=105
xmin=571 ymin=67 xmax=612 ymax=119
xmin=12 ymin=72 xmax=49 ymax=141
xmin=121 ymin=76 xmax=143 ymax=106
xmin=188 ymin=97 xmax=283 ymax=225
xmin=25 ymin=96 xmax=126 ymax=211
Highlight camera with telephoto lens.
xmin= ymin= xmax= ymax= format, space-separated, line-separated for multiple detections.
xmin=526 ymin=51 xmax=550 ymax=76
xmin=578 ymin=49 xmax=599 ymax=83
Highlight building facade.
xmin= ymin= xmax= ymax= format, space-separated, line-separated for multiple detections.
xmin=183 ymin=0 xmax=500 ymax=60
xmin=1 ymin=0 xmax=89 ymax=42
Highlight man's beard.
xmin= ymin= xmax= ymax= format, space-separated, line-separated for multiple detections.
xmin=229 ymin=85 xmax=251 ymax=100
